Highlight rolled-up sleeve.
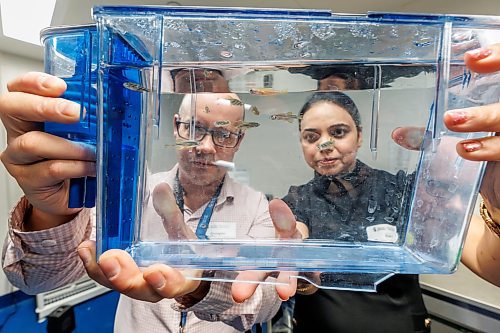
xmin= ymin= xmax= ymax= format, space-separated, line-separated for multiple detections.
xmin=2 ymin=197 xmax=92 ymax=294
xmin=172 ymin=271 xmax=281 ymax=332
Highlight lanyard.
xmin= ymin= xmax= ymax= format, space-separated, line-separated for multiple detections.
xmin=174 ymin=170 xmax=224 ymax=332
xmin=173 ymin=170 xmax=225 ymax=239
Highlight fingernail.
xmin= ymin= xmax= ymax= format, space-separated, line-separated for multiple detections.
xmin=39 ymin=75 xmax=60 ymax=89
xmin=406 ymin=128 xmax=424 ymax=149
xmin=446 ymin=110 xmax=468 ymax=125
xmin=100 ymin=258 xmax=121 ymax=279
xmin=461 ymin=140 xmax=482 ymax=152
xmin=466 ymin=48 xmax=492 ymax=60
xmin=78 ymin=248 xmax=92 ymax=265
xmin=148 ymin=272 xmax=166 ymax=289
xmin=56 ymin=101 xmax=81 ymax=117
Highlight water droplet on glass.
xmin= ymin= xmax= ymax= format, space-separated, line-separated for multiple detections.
xmin=300 ymin=51 xmax=312 ymax=58
xmin=368 ymin=200 xmax=377 ymax=214
xmin=293 ymin=41 xmax=309 ymax=49
xmin=193 ymin=24 xmax=203 ymax=33
xmin=164 ymin=41 xmax=181 ymax=48
xmin=384 ymin=217 xmax=394 ymax=223
xmin=274 ymin=23 xmax=298 ymax=40
xmin=365 ymin=216 xmax=375 ymax=222
xmin=220 ymin=50 xmax=233 ymax=58
xmin=389 ymin=27 xmax=399 ymax=38
xmin=414 ymin=37 xmax=433 ymax=47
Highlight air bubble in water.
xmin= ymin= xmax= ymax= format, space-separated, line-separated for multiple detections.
xmin=311 ymin=24 xmax=336 ymax=40
xmin=274 ymin=23 xmax=297 ymax=40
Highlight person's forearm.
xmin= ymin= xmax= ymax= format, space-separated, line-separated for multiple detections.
xmin=462 ymin=215 xmax=500 ymax=286
xmin=2 ymin=198 xmax=93 ymax=294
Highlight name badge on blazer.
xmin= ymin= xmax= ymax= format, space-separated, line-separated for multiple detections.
xmin=366 ymin=224 xmax=399 ymax=243
xmin=206 ymin=222 xmax=237 ymax=239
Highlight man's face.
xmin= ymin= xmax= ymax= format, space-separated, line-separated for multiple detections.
xmin=174 ymin=69 xmax=230 ymax=93
xmin=174 ymin=93 xmax=244 ymax=186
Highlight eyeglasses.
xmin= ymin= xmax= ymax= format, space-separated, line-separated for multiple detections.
xmin=175 ymin=120 xmax=242 ymax=148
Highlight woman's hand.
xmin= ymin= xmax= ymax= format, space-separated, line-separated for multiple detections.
xmin=444 ymin=44 xmax=500 ymax=217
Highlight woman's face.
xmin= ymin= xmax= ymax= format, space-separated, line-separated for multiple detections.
xmin=300 ymin=101 xmax=362 ymax=176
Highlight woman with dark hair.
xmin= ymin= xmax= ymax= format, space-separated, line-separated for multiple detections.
xmin=283 ymin=92 xmax=429 ymax=333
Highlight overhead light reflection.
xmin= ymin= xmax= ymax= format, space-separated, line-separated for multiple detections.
xmin=1 ymin=0 xmax=56 ymax=45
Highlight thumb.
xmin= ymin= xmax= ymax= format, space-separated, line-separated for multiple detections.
xmin=269 ymin=199 xmax=302 ymax=240
xmin=464 ymin=43 xmax=500 ymax=74
xmin=152 ymin=183 xmax=195 ymax=240
xmin=391 ymin=126 xmax=424 ymax=151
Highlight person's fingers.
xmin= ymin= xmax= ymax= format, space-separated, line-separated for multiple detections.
xmin=391 ymin=127 xmax=425 ymax=151
xmin=275 ymin=271 xmax=298 ymax=301
xmin=444 ymin=103 xmax=500 ymax=133
xmin=0 ymin=93 xmax=81 ymax=125
xmin=6 ymin=72 xmax=67 ymax=97
xmin=97 ymin=249 xmax=163 ymax=302
xmin=142 ymin=264 xmax=200 ymax=298
xmin=152 ymin=182 xmax=196 ymax=239
xmin=464 ymin=44 xmax=500 ymax=74
xmin=269 ymin=199 xmax=302 ymax=239
xmin=231 ymin=270 xmax=268 ymax=303
xmin=77 ymin=240 xmax=113 ymax=289
xmin=1 ymin=131 xmax=95 ymax=165
xmin=3 ymin=159 xmax=95 ymax=189
xmin=455 ymin=136 xmax=500 ymax=161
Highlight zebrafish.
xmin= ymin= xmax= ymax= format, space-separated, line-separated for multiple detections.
xmin=214 ymin=120 xmax=231 ymax=127
xmin=217 ymin=97 xmax=244 ymax=106
xmin=166 ymin=139 xmax=199 ymax=150
xmin=317 ymin=139 xmax=334 ymax=151
xmin=123 ymin=82 xmax=150 ymax=92
xmin=270 ymin=112 xmax=300 ymax=123
xmin=244 ymin=104 xmax=260 ymax=116
xmin=235 ymin=121 xmax=260 ymax=131
xmin=249 ymin=88 xmax=288 ymax=96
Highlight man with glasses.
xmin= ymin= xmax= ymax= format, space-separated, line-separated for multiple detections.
xmin=110 ymin=91 xmax=283 ymax=332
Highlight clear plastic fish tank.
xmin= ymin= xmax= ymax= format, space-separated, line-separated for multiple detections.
xmin=50 ymin=6 xmax=500 ymax=290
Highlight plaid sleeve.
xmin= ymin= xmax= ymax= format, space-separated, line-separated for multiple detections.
xmin=172 ymin=271 xmax=282 ymax=331
xmin=2 ymin=196 xmax=92 ymax=294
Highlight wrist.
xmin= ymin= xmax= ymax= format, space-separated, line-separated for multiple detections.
xmin=296 ymin=280 xmax=318 ymax=295
xmin=480 ymin=199 xmax=500 ymax=238
xmin=22 ymin=206 xmax=79 ymax=232
xmin=187 ymin=280 xmax=211 ymax=301
xmin=175 ymin=270 xmax=215 ymax=308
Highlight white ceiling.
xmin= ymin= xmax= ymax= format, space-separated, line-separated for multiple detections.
xmin=1 ymin=0 xmax=500 ymax=60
